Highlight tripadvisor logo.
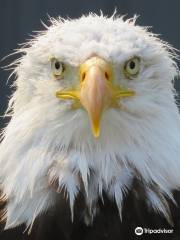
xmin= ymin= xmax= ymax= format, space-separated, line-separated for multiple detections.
xmin=135 ymin=227 xmax=143 ymax=235
xmin=135 ymin=227 xmax=173 ymax=235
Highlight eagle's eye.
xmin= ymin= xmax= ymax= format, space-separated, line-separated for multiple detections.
xmin=123 ymin=57 xmax=140 ymax=79
xmin=51 ymin=58 xmax=65 ymax=78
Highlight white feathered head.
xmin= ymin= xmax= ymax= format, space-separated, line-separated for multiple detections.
xmin=0 ymin=13 xmax=180 ymax=229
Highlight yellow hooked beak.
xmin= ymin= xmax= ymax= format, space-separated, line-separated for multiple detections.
xmin=56 ymin=56 xmax=135 ymax=138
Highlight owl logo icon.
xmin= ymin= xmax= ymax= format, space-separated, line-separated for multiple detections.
xmin=135 ymin=227 xmax=143 ymax=235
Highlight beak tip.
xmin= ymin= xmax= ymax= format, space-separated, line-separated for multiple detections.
xmin=92 ymin=127 xmax=100 ymax=138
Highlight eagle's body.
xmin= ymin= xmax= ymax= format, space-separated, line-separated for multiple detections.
xmin=0 ymin=13 xmax=180 ymax=239
xmin=1 ymin=186 xmax=180 ymax=240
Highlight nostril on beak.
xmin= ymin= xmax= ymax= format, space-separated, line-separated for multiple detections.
xmin=82 ymin=72 xmax=86 ymax=82
xmin=105 ymin=72 xmax=109 ymax=81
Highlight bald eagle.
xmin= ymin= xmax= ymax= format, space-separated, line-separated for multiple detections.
xmin=1 ymin=13 xmax=180 ymax=239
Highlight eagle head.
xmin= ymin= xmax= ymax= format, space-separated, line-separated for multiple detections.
xmin=0 ymin=14 xmax=180 ymax=229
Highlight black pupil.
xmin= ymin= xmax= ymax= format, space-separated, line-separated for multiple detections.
xmin=55 ymin=61 xmax=61 ymax=70
xmin=129 ymin=61 xmax=135 ymax=69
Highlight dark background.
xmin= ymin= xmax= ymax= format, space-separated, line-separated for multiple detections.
xmin=0 ymin=0 xmax=180 ymax=129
